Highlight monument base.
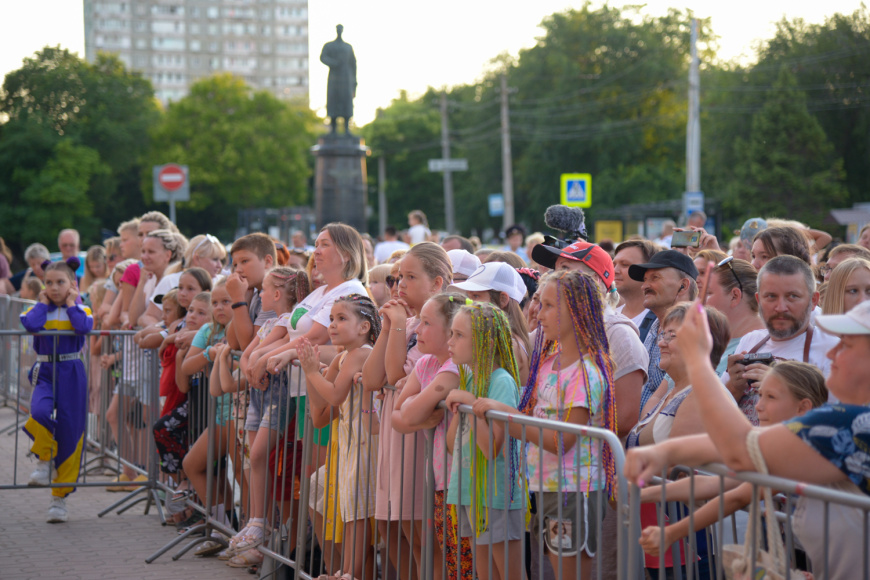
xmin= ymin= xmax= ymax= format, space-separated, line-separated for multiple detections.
xmin=311 ymin=133 xmax=369 ymax=232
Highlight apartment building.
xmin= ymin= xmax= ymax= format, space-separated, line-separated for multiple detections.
xmin=83 ymin=0 xmax=309 ymax=104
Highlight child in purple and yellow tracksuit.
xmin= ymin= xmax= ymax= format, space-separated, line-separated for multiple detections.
xmin=20 ymin=257 xmax=93 ymax=523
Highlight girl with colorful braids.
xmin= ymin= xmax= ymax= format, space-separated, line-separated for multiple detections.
xmin=298 ymin=294 xmax=381 ymax=580
xmin=472 ymin=269 xmax=618 ymax=580
xmin=445 ymin=302 xmax=526 ymax=580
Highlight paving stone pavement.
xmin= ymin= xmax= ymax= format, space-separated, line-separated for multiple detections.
xmin=0 ymin=406 xmax=253 ymax=580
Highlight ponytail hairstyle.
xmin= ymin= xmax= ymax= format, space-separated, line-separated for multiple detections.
xmin=457 ymin=301 xmax=523 ymax=535
xmin=519 ymin=269 xmax=618 ymax=500
xmin=425 ymin=293 xmax=470 ymax=331
xmin=335 ymin=293 xmax=381 ymax=345
xmin=768 ymin=360 xmax=828 ymax=409
xmin=713 ymin=258 xmax=759 ymax=312
xmin=43 ymin=256 xmax=80 ymax=285
xmin=266 ymin=266 xmax=311 ymax=312
xmin=406 ymin=241 xmax=453 ymax=289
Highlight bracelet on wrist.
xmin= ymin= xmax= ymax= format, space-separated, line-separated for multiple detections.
xmin=231 ymin=301 xmax=248 ymax=310
xmin=393 ymin=327 xmax=405 ymax=332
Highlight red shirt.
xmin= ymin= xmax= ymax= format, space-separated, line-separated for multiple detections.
xmin=159 ymin=343 xmax=186 ymax=416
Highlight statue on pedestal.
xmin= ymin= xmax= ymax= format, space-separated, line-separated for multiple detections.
xmin=320 ymin=24 xmax=357 ymax=135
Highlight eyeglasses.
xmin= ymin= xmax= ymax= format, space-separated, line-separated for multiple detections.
xmin=658 ymin=331 xmax=678 ymax=345
xmin=717 ymin=256 xmax=744 ymax=294
xmin=386 ymin=275 xmax=399 ymax=288
xmin=659 ymin=330 xmax=677 ymax=344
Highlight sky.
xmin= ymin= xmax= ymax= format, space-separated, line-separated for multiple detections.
xmin=0 ymin=0 xmax=863 ymax=125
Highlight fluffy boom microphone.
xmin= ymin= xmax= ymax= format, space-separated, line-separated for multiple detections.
xmin=544 ymin=205 xmax=588 ymax=243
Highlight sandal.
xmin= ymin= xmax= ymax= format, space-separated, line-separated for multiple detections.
xmin=194 ymin=538 xmax=226 ymax=557
xmin=226 ymin=548 xmax=264 ymax=568
xmin=227 ymin=520 xmax=265 ymax=555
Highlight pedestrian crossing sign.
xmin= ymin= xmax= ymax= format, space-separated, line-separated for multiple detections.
xmin=560 ymin=174 xmax=591 ymax=208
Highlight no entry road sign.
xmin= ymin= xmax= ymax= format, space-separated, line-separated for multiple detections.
xmin=153 ymin=164 xmax=190 ymax=202
xmin=158 ymin=164 xmax=186 ymax=191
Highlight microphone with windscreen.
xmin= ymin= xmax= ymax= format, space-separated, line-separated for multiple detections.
xmin=543 ymin=205 xmax=588 ymax=249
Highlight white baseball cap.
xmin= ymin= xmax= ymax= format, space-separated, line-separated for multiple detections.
xmin=450 ymin=262 xmax=527 ymax=303
xmin=447 ymin=249 xmax=481 ymax=278
xmin=815 ymin=301 xmax=870 ymax=336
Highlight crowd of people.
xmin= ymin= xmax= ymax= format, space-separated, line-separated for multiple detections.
xmin=4 ymin=206 xmax=870 ymax=580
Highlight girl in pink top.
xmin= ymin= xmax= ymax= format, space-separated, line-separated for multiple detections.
xmin=392 ymin=293 xmax=470 ymax=580
xmin=361 ymin=242 xmax=453 ymax=580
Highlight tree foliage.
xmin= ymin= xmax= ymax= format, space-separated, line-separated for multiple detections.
xmin=0 ymin=47 xmax=158 ymax=251
xmin=363 ymin=4 xmax=712 ymax=235
xmin=144 ymin=74 xmax=320 ymax=238
xmin=362 ymin=4 xmax=870 ymax=239
xmin=726 ymin=68 xmax=847 ymax=228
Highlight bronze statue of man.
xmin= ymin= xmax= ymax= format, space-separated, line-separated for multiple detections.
xmin=320 ymin=24 xmax=357 ymax=134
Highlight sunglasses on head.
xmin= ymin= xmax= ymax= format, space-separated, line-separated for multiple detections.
xmin=717 ymin=256 xmax=744 ymax=294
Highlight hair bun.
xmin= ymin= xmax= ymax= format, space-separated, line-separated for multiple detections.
xmin=40 ymin=259 xmax=52 ymax=271
xmin=66 ymin=256 xmax=81 ymax=271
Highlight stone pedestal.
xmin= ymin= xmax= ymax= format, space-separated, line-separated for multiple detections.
xmin=311 ymin=133 xmax=369 ymax=232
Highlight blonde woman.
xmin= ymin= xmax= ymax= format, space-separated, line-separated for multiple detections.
xmin=821 ymin=257 xmax=870 ymax=314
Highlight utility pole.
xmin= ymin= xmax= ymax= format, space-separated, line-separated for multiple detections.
xmin=500 ymin=74 xmax=515 ymax=229
xmin=686 ymin=18 xmax=701 ymax=194
xmin=440 ymin=91 xmax=456 ymax=233
xmin=377 ymin=156 xmax=387 ymax=235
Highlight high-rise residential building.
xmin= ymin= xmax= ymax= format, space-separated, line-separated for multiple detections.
xmin=83 ymin=0 xmax=309 ymax=105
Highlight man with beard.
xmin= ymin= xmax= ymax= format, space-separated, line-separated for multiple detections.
xmin=628 ymin=250 xmax=699 ymax=416
xmin=722 ymin=255 xmax=839 ymax=424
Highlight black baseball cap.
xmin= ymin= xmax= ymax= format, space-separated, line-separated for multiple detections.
xmin=628 ymin=250 xmax=699 ymax=282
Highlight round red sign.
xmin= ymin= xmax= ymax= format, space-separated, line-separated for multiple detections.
xmin=157 ymin=164 xmax=186 ymax=192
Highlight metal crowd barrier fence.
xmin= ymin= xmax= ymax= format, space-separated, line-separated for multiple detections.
xmin=0 ymin=324 xmax=163 ymax=521
xmin=633 ymin=461 xmax=870 ymax=580
xmin=145 ymin=354 xmax=636 ymax=580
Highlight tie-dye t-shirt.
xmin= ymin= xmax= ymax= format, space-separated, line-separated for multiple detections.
xmin=526 ymin=353 xmax=606 ymax=493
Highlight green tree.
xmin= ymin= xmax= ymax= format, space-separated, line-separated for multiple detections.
xmin=362 ymin=91 xmax=441 ymax=232
xmin=726 ymin=67 xmax=847 ymax=229
xmin=144 ymin=74 xmax=319 ymax=238
xmin=360 ymin=4 xmax=709 ymax=237
xmin=0 ymin=46 xmax=158 ymax=248
xmin=0 ymin=138 xmax=107 ymax=247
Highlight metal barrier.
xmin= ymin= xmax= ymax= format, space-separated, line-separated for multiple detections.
xmin=632 ymin=462 xmax=870 ymax=580
xmin=144 ymin=354 xmax=635 ymax=580
xmin=0 ymin=323 xmax=163 ymax=520
xmin=12 ymin=288 xmax=868 ymax=580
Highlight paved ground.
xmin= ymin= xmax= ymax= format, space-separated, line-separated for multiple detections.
xmin=0 ymin=406 xmax=251 ymax=580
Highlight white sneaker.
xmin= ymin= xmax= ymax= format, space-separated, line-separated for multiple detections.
xmin=28 ymin=460 xmax=56 ymax=487
xmin=47 ymin=497 xmax=68 ymax=523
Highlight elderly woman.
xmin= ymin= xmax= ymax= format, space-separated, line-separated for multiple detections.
xmin=625 ymin=299 xmax=870 ymax=580
xmin=627 ymin=303 xmax=731 ymax=446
